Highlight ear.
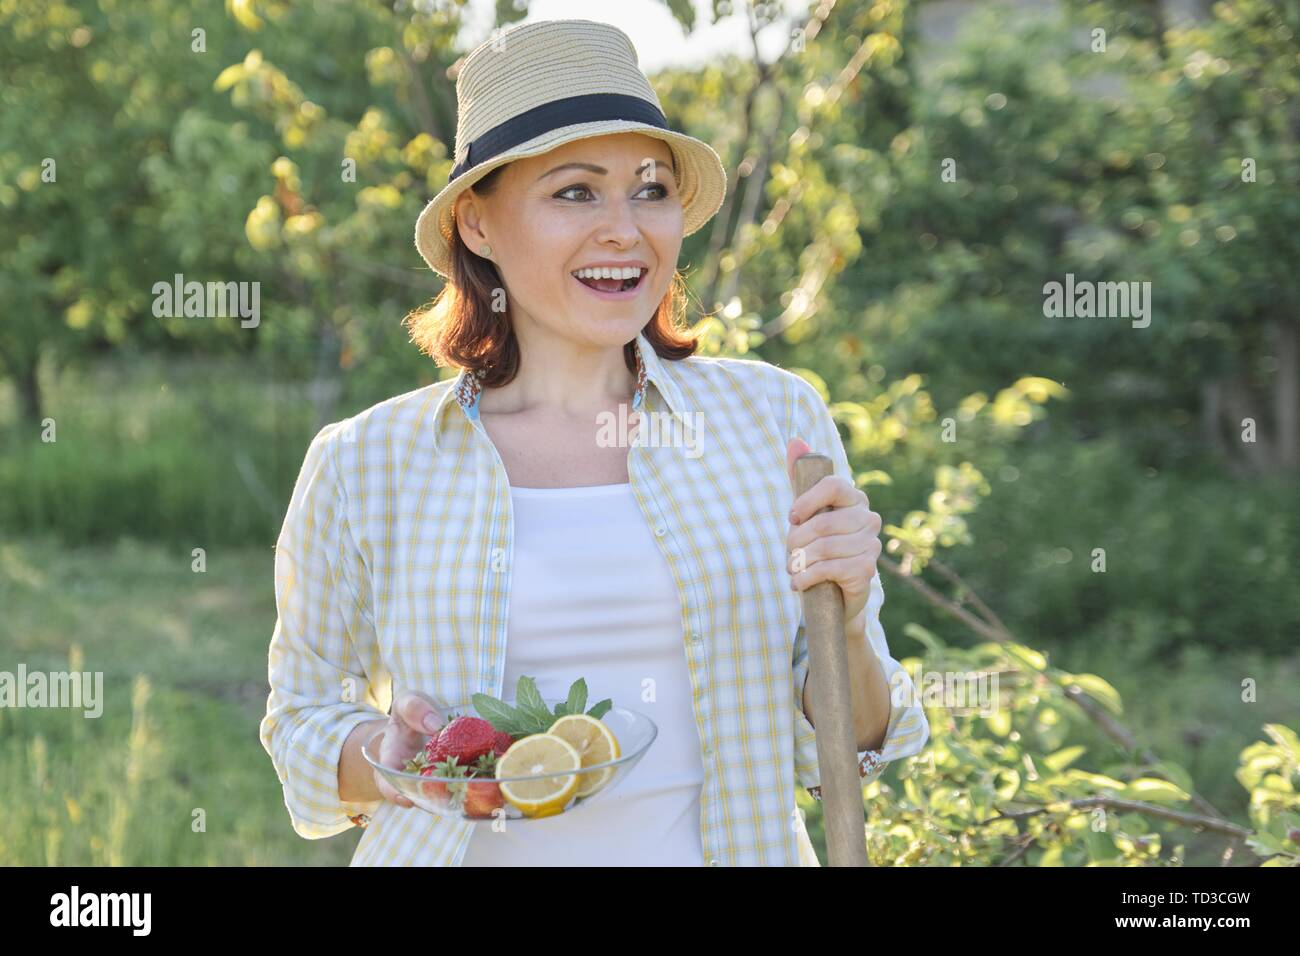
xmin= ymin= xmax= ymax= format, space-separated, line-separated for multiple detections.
xmin=453 ymin=190 xmax=488 ymax=251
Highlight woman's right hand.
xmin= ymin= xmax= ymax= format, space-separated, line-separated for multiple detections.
xmin=370 ymin=690 xmax=447 ymax=808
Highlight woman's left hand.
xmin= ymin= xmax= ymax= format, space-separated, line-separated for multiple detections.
xmin=784 ymin=437 xmax=882 ymax=630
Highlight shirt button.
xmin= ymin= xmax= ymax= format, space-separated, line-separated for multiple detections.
xmin=653 ymin=523 xmax=667 ymax=537
xmin=707 ymin=858 xmax=720 ymax=866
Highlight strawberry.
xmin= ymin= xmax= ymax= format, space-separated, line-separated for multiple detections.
xmin=468 ymin=751 xmax=498 ymax=776
xmin=403 ymin=750 xmax=432 ymax=778
xmin=413 ymin=755 xmax=466 ymax=801
xmin=419 ymin=764 xmax=447 ymax=800
xmin=422 ymin=734 xmax=452 ymax=765
xmin=463 ymin=780 xmax=504 ymax=818
xmin=435 ymin=716 xmax=499 ymax=766
xmin=492 ymin=731 xmax=513 ymax=756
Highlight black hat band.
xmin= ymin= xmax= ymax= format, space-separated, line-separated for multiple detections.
xmin=450 ymin=92 xmax=670 ymax=181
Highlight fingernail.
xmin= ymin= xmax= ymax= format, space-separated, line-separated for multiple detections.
xmin=789 ymin=510 xmax=799 ymax=524
xmin=423 ymin=714 xmax=441 ymax=733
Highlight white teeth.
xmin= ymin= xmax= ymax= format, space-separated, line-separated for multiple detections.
xmin=572 ymin=266 xmax=644 ymax=280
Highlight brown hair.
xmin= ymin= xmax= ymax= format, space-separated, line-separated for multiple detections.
xmin=403 ymin=163 xmax=698 ymax=388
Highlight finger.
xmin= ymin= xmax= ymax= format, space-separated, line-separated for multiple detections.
xmin=371 ymin=727 xmax=418 ymax=808
xmin=790 ymin=476 xmax=865 ymax=525
xmin=787 ymin=504 xmax=871 ymax=551
xmin=791 ymin=553 xmax=878 ymax=593
xmin=785 ymin=436 xmax=813 ymax=489
xmin=362 ymin=727 xmax=387 ymax=761
xmin=377 ymin=718 xmax=419 ymax=767
xmin=392 ymin=690 xmax=446 ymax=736
xmin=788 ymin=527 xmax=874 ymax=573
xmin=380 ymin=715 xmax=426 ymax=762
xmin=374 ymin=770 xmax=414 ymax=808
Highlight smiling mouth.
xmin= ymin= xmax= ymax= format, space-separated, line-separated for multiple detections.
xmin=571 ymin=270 xmax=646 ymax=293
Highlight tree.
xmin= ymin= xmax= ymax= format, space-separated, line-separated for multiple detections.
xmin=0 ymin=0 xmax=259 ymax=425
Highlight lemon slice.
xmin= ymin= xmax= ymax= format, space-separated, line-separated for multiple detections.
xmin=548 ymin=714 xmax=621 ymax=798
xmin=495 ymin=733 xmax=581 ymax=818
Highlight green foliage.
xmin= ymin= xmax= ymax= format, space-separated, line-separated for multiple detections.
xmin=1237 ymin=725 xmax=1300 ymax=866
xmin=472 ymin=676 xmax=613 ymax=738
xmin=0 ymin=0 xmax=259 ymax=405
xmin=799 ymin=628 xmax=1298 ymax=866
xmin=954 ymin=434 xmax=1300 ymax=656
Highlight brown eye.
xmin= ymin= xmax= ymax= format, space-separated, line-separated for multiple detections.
xmin=556 ymin=183 xmax=668 ymax=202
xmin=556 ymin=184 xmax=593 ymax=201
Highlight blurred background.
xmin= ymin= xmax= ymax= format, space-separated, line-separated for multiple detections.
xmin=1 ymin=0 xmax=1296 ymax=866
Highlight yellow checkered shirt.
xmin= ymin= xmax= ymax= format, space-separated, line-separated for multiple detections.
xmin=260 ymin=332 xmax=930 ymax=865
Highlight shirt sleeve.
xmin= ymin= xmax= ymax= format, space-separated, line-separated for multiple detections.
xmin=259 ymin=421 xmax=390 ymax=838
xmin=786 ymin=374 xmax=930 ymax=801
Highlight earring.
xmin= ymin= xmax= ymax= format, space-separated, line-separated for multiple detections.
xmin=479 ymin=243 xmax=492 ymax=257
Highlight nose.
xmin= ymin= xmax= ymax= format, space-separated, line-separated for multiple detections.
xmin=594 ymin=193 xmax=641 ymax=247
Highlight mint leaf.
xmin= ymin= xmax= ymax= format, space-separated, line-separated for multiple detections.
xmin=479 ymin=676 xmax=606 ymax=733
xmin=472 ymin=693 xmax=523 ymax=735
xmin=516 ymin=675 xmax=555 ymax=727
xmin=495 ymin=716 xmax=530 ymax=737
xmin=565 ymin=678 xmax=588 ymax=718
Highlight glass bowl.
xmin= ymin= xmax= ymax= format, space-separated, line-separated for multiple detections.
xmin=362 ymin=697 xmax=658 ymax=823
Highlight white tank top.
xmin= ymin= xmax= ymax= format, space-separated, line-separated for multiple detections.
xmin=459 ymin=482 xmax=706 ymax=866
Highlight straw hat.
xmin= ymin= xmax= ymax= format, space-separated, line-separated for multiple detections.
xmin=414 ymin=18 xmax=728 ymax=279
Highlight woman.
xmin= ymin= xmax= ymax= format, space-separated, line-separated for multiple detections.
xmin=259 ymin=18 xmax=929 ymax=867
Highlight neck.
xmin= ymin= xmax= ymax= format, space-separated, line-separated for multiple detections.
xmin=480 ymin=324 xmax=637 ymax=417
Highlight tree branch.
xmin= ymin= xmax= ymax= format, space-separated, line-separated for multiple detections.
xmin=879 ymin=552 xmax=1228 ymax=822
xmin=980 ymin=796 xmax=1252 ymax=840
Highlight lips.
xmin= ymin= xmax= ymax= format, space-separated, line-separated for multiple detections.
xmin=571 ymin=269 xmax=647 ymax=299
xmin=573 ymin=272 xmax=644 ymax=293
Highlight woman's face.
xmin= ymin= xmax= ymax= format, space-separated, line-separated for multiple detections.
xmin=453 ymin=131 xmax=684 ymax=353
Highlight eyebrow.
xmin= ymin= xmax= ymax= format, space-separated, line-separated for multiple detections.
xmin=536 ymin=159 xmax=677 ymax=183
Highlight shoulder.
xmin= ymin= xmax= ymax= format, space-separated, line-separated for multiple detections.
xmin=302 ymin=378 xmax=457 ymax=480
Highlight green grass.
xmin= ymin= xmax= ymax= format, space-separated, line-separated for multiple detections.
xmin=0 ymin=352 xmax=321 ymax=547
xmin=0 ymin=534 xmax=359 ymax=865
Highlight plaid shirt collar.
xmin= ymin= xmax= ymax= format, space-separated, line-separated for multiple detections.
xmin=430 ymin=330 xmax=686 ymax=451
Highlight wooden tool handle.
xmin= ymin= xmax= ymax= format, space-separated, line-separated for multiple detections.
xmin=794 ymin=452 xmax=871 ymax=867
